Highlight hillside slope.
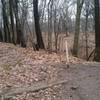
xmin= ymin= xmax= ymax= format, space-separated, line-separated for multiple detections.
xmin=0 ymin=43 xmax=100 ymax=100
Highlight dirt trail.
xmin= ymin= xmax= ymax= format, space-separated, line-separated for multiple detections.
xmin=0 ymin=43 xmax=100 ymax=100
xmin=70 ymin=64 xmax=100 ymax=100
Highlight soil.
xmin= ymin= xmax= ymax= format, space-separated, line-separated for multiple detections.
xmin=0 ymin=43 xmax=100 ymax=100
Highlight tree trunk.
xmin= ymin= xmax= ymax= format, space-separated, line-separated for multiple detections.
xmin=9 ymin=0 xmax=16 ymax=44
xmin=13 ymin=0 xmax=26 ymax=47
xmin=85 ymin=14 xmax=89 ymax=60
xmin=13 ymin=0 xmax=20 ymax=44
xmin=1 ymin=0 xmax=11 ymax=43
xmin=0 ymin=29 xmax=3 ymax=42
xmin=33 ymin=0 xmax=45 ymax=49
xmin=85 ymin=1 xmax=89 ymax=60
xmin=94 ymin=0 xmax=100 ymax=61
xmin=47 ymin=0 xmax=53 ymax=51
xmin=73 ymin=0 xmax=84 ymax=57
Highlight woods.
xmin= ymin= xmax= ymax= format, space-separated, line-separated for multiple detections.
xmin=0 ymin=0 xmax=100 ymax=100
xmin=0 ymin=0 xmax=99 ymax=60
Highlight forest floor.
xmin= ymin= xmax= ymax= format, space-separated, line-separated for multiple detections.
xmin=0 ymin=42 xmax=100 ymax=100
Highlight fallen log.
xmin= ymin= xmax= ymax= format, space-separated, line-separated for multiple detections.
xmin=1 ymin=79 xmax=69 ymax=99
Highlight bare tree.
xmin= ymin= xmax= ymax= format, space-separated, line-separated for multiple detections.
xmin=9 ymin=0 xmax=15 ymax=44
xmin=33 ymin=0 xmax=45 ymax=49
xmin=0 ymin=28 xmax=3 ymax=42
xmin=73 ymin=0 xmax=84 ymax=57
xmin=47 ymin=0 xmax=53 ymax=51
xmin=94 ymin=0 xmax=100 ymax=61
xmin=1 ymin=0 xmax=11 ymax=43
xmin=13 ymin=0 xmax=20 ymax=44
xmin=84 ymin=0 xmax=89 ymax=60
xmin=13 ymin=0 xmax=26 ymax=47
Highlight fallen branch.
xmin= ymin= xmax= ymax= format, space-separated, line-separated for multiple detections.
xmin=1 ymin=80 xmax=69 ymax=99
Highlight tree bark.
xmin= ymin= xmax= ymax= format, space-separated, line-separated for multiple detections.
xmin=73 ymin=0 xmax=84 ymax=57
xmin=47 ymin=0 xmax=53 ymax=51
xmin=9 ymin=0 xmax=16 ymax=44
xmin=0 ymin=29 xmax=3 ymax=42
xmin=1 ymin=0 xmax=11 ymax=43
xmin=13 ymin=0 xmax=20 ymax=44
xmin=85 ymin=1 xmax=89 ymax=60
xmin=33 ymin=0 xmax=45 ymax=49
xmin=13 ymin=0 xmax=26 ymax=47
xmin=94 ymin=0 xmax=100 ymax=61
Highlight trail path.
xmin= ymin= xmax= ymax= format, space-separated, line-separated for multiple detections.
xmin=0 ymin=43 xmax=100 ymax=100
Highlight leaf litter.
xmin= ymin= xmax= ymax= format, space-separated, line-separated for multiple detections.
xmin=0 ymin=42 xmax=99 ymax=100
